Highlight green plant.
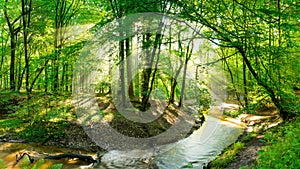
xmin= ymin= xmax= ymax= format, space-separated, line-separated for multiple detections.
xmin=241 ymin=132 xmax=258 ymax=142
xmin=240 ymin=165 xmax=249 ymax=169
xmin=0 ymin=157 xmax=62 ymax=169
xmin=254 ymin=117 xmax=300 ymax=169
xmin=0 ymin=159 xmax=7 ymax=169
xmin=223 ymin=110 xmax=243 ymax=118
xmin=210 ymin=142 xmax=245 ymax=168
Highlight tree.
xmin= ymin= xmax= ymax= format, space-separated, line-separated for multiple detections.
xmin=174 ymin=0 xmax=300 ymax=119
xmin=4 ymin=0 xmax=22 ymax=91
xmin=21 ymin=0 xmax=32 ymax=92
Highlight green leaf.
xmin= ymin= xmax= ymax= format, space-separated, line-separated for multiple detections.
xmin=31 ymin=159 xmax=44 ymax=169
xmin=49 ymin=163 xmax=63 ymax=169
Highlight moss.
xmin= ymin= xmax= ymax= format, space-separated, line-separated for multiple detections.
xmin=209 ymin=142 xmax=245 ymax=169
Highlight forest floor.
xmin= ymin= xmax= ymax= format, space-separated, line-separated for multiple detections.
xmin=208 ymin=105 xmax=282 ymax=169
xmin=1 ymin=91 xmax=288 ymax=169
xmin=0 ymin=92 xmax=204 ymax=152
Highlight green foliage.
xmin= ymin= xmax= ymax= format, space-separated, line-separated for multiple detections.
xmin=241 ymin=132 xmax=258 ymax=142
xmin=223 ymin=110 xmax=243 ymax=118
xmin=0 ymin=157 xmax=62 ymax=169
xmin=49 ymin=164 xmax=63 ymax=169
xmin=18 ymin=156 xmax=31 ymax=169
xmin=254 ymin=117 xmax=300 ymax=169
xmin=210 ymin=142 xmax=245 ymax=169
xmin=240 ymin=165 xmax=249 ymax=169
xmin=0 ymin=159 xmax=7 ymax=169
xmin=31 ymin=159 xmax=44 ymax=169
xmin=0 ymin=92 xmax=74 ymax=143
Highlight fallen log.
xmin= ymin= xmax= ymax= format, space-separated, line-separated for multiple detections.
xmin=44 ymin=153 xmax=98 ymax=163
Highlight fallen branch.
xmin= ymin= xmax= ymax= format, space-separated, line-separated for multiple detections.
xmin=14 ymin=152 xmax=34 ymax=166
xmin=44 ymin=153 xmax=98 ymax=163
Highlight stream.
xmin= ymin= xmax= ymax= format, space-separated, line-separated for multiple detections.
xmin=0 ymin=114 xmax=243 ymax=169
xmin=96 ymin=115 xmax=243 ymax=169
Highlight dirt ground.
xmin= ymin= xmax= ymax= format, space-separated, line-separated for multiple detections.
xmin=224 ymin=135 xmax=265 ymax=169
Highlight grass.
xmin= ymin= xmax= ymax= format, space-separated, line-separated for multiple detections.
xmin=0 ymin=92 xmax=179 ymax=143
xmin=209 ymin=141 xmax=245 ymax=169
xmin=0 ymin=92 xmax=76 ymax=143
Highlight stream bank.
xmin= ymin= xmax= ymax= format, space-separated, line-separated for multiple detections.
xmin=207 ymin=106 xmax=282 ymax=169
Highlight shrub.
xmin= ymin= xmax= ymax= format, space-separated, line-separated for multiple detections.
xmin=254 ymin=117 xmax=300 ymax=169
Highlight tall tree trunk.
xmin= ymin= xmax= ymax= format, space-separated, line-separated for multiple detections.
xmin=141 ymin=33 xmax=162 ymax=110
xmin=243 ymin=58 xmax=248 ymax=106
xmin=21 ymin=0 xmax=32 ymax=92
xmin=9 ymin=35 xmax=16 ymax=91
xmin=126 ymin=38 xmax=134 ymax=99
xmin=237 ymin=47 xmax=288 ymax=120
xmin=4 ymin=0 xmax=19 ymax=91
xmin=119 ymin=40 xmax=126 ymax=106
xmin=44 ymin=65 xmax=48 ymax=93
xmin=179 ymin=42 xmax=193 ymax=107
xmin=141 ymin=33 xmax=151 ymax=104
xmin=222 ymin=50 xmax=243 ymax=107
xmin=169 ymin=60 xmax=183 ymax=104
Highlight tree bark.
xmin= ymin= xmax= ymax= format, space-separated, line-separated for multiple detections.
xmin=4 ymin=0 xmax=19 ymax=91
xmin=21 ymin=0 xmax=32 ymax=92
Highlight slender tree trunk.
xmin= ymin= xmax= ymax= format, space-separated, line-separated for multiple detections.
xmin=0 ymin=29 xmax=5 ymax=89
xmin=179 ymin=42 xmax=193 ymax=107
xmin=237 ymin=46 xmax=288 ymax=119
xmin=142 ymin=34 xmax=163 ymax=109
xmin=141 ymin=33 xmax=151 ymax=104
xmin=277 ymin=0 xmax=281 ymax=86
xmin=141 ymin=33 xmax=162 ymax=110
xmin=119 ymin=40 xmax=126 ymax=106
xmin=243 ymin=58 xmax=248 ymax=106
xmin=4 ymin=0 xmax=18 ymax=91
xmin=126 ymin=38 xmax=134 ymax=99
xmin=9 ymin=36 xmax=16 ymax=91
xmin=169 ymin=60 xmax=183 ymax=104
xmin=61 ymin=64 xmax=66 ymax=92
xmin=223 ymin=50 xmax=243 ymax=107
xmin=21 ymin=0 xmax=32 ymax=92
xmin=44 ymin=65 xmax=48 ymax=93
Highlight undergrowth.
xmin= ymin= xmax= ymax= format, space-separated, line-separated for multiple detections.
xmin=0 ymin=92 xmax=76 ymax=143
xmin=253 ymin=117 xmax=300 ymax=169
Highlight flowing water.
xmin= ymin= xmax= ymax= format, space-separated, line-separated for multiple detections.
xmin=96 ymin=115 xmax=244 ymax=169
xmin=0 ymin=115 xmax=244 ymax=169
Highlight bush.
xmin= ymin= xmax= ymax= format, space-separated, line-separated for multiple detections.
xmin=254 ymin=117 xmax=300 ymax=169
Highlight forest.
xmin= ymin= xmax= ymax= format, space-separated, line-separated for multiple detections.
xmin=0 ymin=0 xmax=299 ymax=168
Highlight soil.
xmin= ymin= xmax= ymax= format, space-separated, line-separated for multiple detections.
xmin=224 ymin=135 xmax=265 ymax=169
